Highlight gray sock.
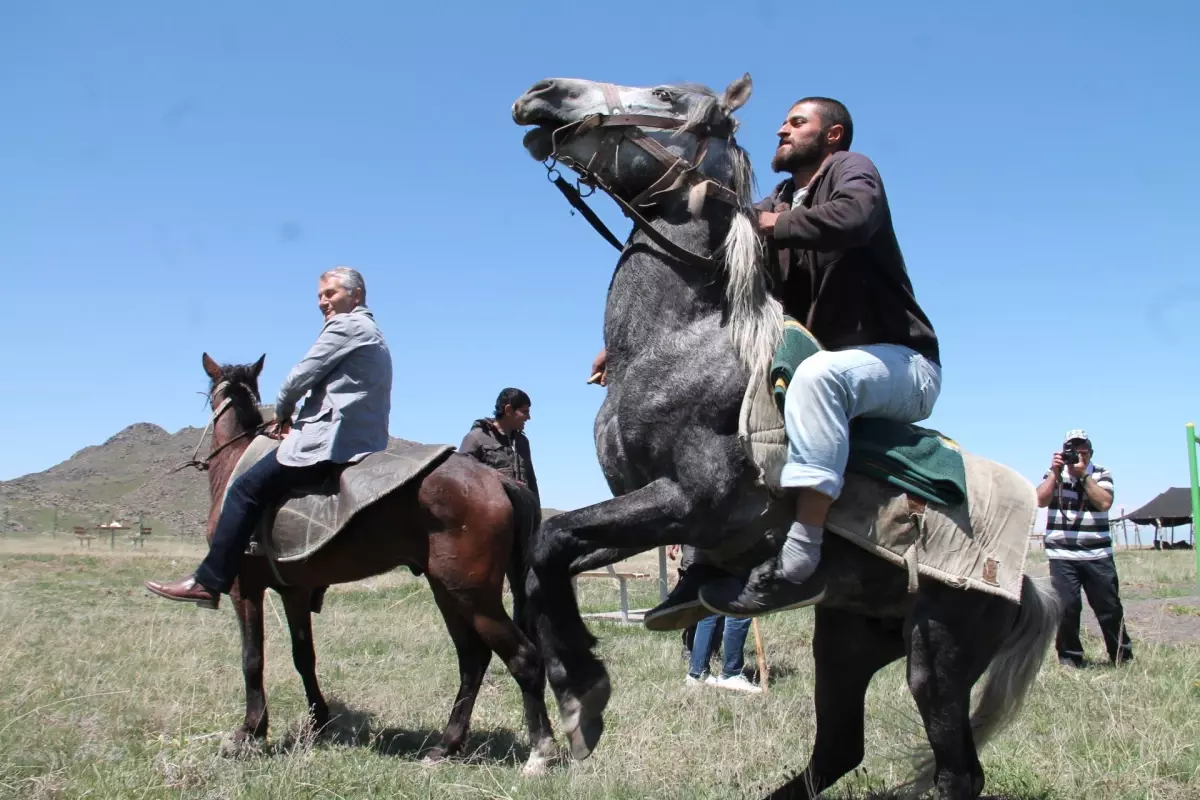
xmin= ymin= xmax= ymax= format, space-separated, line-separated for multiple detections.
xmin=779 ymin=521 xmax=823 ymax=583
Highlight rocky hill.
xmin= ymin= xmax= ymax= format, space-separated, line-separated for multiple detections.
xmin=1 ymin=423 xmax=212 ymax=536
xmin=1 ymin=423 xmax=561 ymax=536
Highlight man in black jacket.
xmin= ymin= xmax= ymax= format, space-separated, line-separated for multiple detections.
xmin=703 ymin=97 xmax=942 ymax=618
xmin=459 ymin=387 xmax=540 ymax=499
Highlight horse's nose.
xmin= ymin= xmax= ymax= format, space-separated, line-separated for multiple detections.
xmin=513 ymin=79 xmax=562 ymax=122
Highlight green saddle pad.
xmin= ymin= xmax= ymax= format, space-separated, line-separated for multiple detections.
xmin=770 ymin=317 xmax=966 ymax=507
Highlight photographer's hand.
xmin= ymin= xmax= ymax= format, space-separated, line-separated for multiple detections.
xmin=1049 ymin=452 xmax=1066 ymax=479
xmin=1067 ymin=457 xmax=1088 ymax=481
xmin=1037 ymin=453 xmax=1065 ymax=507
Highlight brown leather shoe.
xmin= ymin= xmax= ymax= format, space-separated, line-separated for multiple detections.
xmin=145 ymin=575 xmax=220 ymax=609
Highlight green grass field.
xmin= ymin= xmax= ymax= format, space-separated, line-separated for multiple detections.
xmin=1 ymin=537 xmax=1198 ymax=799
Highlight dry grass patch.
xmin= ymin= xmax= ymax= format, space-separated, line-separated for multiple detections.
xmin=0 ymin=544 xmax=1197 ymax=798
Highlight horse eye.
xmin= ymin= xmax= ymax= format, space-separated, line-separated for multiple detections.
xmin=653 ymin=88 xmax=674 ymax=102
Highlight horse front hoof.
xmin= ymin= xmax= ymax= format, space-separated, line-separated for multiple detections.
xmin=521 ymin=738 xmax=558 ymax=776
xmin=521 ymin=751 xmax=551 ymax=776
xmin=308 ymin=705 xmax=331 ymax=735
xmin=421 ymin=748 xmax=450 ymax=767
xmin=567 ymin=714 xmax=604 ymax=761
xmin=559 ymin=675 xmax=610 ymax=761
xmin=220 ymin=728 xmax=265 ymax=759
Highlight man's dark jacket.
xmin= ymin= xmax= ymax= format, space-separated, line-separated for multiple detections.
xmin=459 ymin=419 xmax=540 ymax=498
xmin=757 ymin=151 xmax=939 ymax=364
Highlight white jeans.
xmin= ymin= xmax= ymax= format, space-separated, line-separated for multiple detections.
xmin=780 ymin=344 xmax=942 ymax=500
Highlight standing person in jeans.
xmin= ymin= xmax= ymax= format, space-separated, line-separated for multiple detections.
xmin=1037 ymin=429 xmax=1133 ymax=667
xmin=670 ymin=546 xmax=763 ymax=695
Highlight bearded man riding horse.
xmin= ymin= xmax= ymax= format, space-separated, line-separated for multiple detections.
xmin=698 ymin=96 xmax=944 ymax=617
xmin=590 ymin=95 xmax=945 ymax=621
xmin=515 ymin=75 xmax=1057 ymax=799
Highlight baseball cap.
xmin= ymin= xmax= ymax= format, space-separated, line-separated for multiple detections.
xmin=1064 ymin=428 xmax=1090 ymax=444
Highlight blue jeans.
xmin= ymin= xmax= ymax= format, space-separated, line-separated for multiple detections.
xmin=688 ymin=614 xmax=752 ymax=679
xmin=194 ymin=450 xmax=336 ymax=593
xmin=780 ymin=344 xmax=942 ymax=500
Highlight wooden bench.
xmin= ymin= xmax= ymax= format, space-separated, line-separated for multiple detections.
xmin=73 ymin=526 xmax=94 ymax=548
xmin=574 ymin=565 xmax=652 ymax=623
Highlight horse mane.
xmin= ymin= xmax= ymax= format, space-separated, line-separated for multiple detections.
xmin=670 ymin=84 xmax=782 ymax=373
xmin=212 ymin=363 xmax=265 ymax=434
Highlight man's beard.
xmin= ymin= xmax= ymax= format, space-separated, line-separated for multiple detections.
xmin=772 ymin=139 xmax=825 ymax=173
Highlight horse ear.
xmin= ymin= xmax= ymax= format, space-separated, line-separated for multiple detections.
xmin=251 ymin=354 xmax=266 ymax=379
xmin=721 ymin=73 xmax=753 ymax=113
xmin=202 ymin=352 xmax=222 ymax=381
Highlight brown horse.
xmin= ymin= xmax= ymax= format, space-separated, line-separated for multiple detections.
xmin=187 ymin=353 xmax=556 ymax=774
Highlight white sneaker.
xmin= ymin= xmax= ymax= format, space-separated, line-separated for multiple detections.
xmin=711 ymin=674 xmax=763 ymax=695
xmin=685 ymin=672 xmax=710 ymax=688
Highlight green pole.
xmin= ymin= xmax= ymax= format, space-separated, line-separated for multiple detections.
xmin=1188 ymin=423 xmax=1200 ymax=593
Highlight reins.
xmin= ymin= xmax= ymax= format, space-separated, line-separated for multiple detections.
xmin=541 ymin=108 xmax=743 ymax=270
xmin=171 ymin=380 xmax=271 ymax=473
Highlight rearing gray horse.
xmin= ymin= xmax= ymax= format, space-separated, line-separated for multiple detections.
xmin=512 ymin=74 xmax=1059 ymax=800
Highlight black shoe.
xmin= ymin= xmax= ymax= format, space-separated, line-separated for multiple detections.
xmin=643 ymin=564 xmax=731 ymax=632
xmin=698 ymin=557 xmax=825 ymax=618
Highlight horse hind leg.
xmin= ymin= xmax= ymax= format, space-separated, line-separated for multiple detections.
xmin=765 ymin=607 xmax=905 ymax=800
xmin=425 ymin=581 xmax=493 ymax=764
xmin=906 ymin=586 xmax=1007 ymax=799
xmin=448 ymin=585 xmax=557 ymax=775
xmin=279 ymin=588 xmax=330 ymax=735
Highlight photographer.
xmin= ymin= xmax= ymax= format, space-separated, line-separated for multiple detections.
xmin=1036 ymin=429 xmax=1133 ymax=667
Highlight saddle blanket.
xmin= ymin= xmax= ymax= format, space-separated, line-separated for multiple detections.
xmin=826 ymin=452 xmax=1036 ymax=603
xmin=223 ymin=435 xmax=454 ymax=562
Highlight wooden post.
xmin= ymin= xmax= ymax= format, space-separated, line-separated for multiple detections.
xmin=752 ymin=618 xmax=769 ymax=694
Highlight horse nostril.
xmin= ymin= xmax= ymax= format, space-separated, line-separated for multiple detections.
xmin=529 ymin=80 xmax=556 ymax=96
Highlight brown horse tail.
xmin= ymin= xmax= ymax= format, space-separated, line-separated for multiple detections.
xmin=500 ymin=477 xmax=542 ymax=637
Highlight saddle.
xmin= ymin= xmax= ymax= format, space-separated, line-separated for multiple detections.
xmin=735 ymin=321 xmax=1036 ymax=603
xmin=224 ymin=436 xmax=454 ymax=563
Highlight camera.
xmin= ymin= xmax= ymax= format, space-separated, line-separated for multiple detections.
xmin=1061 ymin=444 xmax=1078 ymax=466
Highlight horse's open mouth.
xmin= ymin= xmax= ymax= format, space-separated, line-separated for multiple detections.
xmin=521 ymin=126 xmax=555 ymax=161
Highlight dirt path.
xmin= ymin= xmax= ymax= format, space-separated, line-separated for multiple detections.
xmin=1083 ymin=594 xmax=1200 ymax=647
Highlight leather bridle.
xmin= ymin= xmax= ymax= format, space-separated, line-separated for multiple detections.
xmin=172 ymin=379 xmax=271 ymax=473
xmin=541 ymin=91 xmax=744 ymax=270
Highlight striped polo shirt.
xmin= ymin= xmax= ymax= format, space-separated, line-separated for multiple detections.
xmin=1042 ymin=463 xmax=1115 ymax=560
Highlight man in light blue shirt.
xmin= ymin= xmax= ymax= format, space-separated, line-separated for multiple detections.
xmin=146 ymin=267 xmax=392 ymax=607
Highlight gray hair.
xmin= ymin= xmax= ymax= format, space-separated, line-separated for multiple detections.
xmin=320 ymin=266 xmax=366 ymax=300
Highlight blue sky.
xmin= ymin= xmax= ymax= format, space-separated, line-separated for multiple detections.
xmin=2 ymin=1 xmax=1198 ymax=523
